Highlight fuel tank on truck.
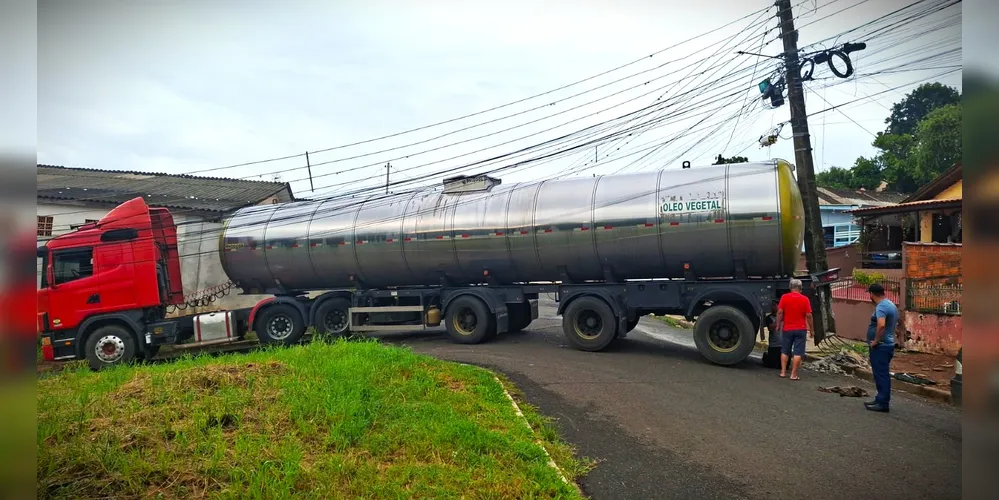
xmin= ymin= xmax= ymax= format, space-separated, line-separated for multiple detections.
xmin=219 ymin=159 xmax=806 ymax=293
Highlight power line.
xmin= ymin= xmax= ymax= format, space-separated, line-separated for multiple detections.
xmin=174 ymin=4 xmax=779 ymax=177
xmin=40 ymin=11 xmax=780 ymax=225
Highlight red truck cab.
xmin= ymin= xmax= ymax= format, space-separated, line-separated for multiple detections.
xmin=37 ymin=197 xmax=185 ymax=366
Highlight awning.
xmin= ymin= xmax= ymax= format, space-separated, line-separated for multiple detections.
xmin=846 ymin=198 xmax=962 ymax=217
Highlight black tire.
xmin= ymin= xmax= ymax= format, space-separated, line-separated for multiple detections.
xmin=693 ymin=305 xmax=756 ymax=366
xmin=445 ymin=296 xmax=496 ymax=344
xmin=507 ymin=302 xmax=533 ymax=333
xmin=562 ymin=296 xmax=618 ymax=352
xmin=312 ymin=298 xmax=351 ymax=338
xmin=84 ymin=324 xmax=138 ymax=371
xmin=255 ymin=304 xmax=307 ymax=345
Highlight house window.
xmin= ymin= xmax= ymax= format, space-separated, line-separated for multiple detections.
xmin=53 ymin=248 xmax=94 ymax=285
xmin=37 ymin=216 xmax=53 ymax=237
xmin=833 ymin=223 xmax=861 ymax=247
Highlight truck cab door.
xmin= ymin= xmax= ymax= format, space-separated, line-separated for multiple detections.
xmin=46 ymin=247 xmax=98 ymax=332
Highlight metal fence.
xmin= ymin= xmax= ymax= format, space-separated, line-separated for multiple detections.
xmin=907 ymin=276 xmax=962 ymax=315
xmin=830 ymin=276 xmax=902 ymax=303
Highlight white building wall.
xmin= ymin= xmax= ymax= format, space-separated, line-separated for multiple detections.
xmin=37 ymin=203 xmax=113 ymax=239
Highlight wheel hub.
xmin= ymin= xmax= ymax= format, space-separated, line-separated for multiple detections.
xmin=95 ymin=335 xmax=125 ymax=363
xmin=325 ymin=310 xmax=347 ymax=333
xmin=267 ymin=315 xmax=294 ymax=340
xmin=575 ymin=311 xmax=603 ymax=340
xmin=708 ymin=320 xmax=740 ymax=352
xmin=454 ymin=307 xmax=477 ymax=334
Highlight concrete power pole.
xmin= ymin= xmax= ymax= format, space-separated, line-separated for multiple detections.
xmin=775 ymin=0 xmax=835 ymax=340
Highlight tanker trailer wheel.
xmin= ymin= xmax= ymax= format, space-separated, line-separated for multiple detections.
xmin=256 ymin=304 xmax=307 ymax=345
xmin=84 ymin=324 xmax=138 ymax=371
xmin=507 ymin=302 xmax=533 ymax=333
xmin=445 ymin=296 xmax=496 ymax=344
xmin=562 ymin=296 xmax=617 ymax=352
xmin=692 ymin=305 xmax=756 ymax=366
xmin=313 ymin=298 xmax=351 ymax=338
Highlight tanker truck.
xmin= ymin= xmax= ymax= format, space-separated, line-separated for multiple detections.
xmin=37 ymin=159 xmax=839 ymax=370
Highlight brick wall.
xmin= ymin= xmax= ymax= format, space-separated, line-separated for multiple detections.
xmin=903 ymin=242 xmax=962 ymax=280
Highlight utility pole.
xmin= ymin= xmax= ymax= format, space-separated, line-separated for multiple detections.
xmin=775 ymin=0 xmax=835 ymax=341
xmin=385 ymin=163 xmax=391 ymax=194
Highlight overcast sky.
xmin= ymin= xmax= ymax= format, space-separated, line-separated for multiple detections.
xmin=38 ymin=0 xmax=961 ymax=199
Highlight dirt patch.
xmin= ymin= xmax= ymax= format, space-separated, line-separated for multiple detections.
xmin=436 ymin=372 xmax=467 ymax=393
xmin=891 ymin=351 xmax=956 ymax=388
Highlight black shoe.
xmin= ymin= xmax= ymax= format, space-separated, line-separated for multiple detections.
xmin=864 ymin=400 xmax=877 ymax=406
xmin=865 ymin=403 xmax=889 ymax=413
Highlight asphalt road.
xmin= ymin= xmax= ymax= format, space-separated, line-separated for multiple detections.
xmin=380 ymin=297 xmax=962 ymax=500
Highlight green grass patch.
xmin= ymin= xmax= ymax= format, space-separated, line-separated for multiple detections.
xmin=37 ymin=339 xmax=589 ymax=499
xmin=650 ymin=314 xmax=692 ymax=330
xmin=843 ymin=342 xmax=870 ymax=356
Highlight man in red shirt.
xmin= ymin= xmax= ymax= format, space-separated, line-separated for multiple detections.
xmin=775 ymin=278 xmax=814 ymax=380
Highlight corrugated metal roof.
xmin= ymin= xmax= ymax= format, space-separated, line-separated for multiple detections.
xmin=37 ymin=164 xmax=293 ymax=213
xmin=846 ymin=197 xmax=962 ymax=215
xmin=815 ymin=187 xmax=907 ymax=206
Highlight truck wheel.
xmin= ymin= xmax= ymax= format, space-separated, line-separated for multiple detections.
xmin=507 ymin=302 xmax=533 ymax=333
xmin=85 ymin=324 xmax=138 ymax=371
xmin=693 ymin=305 xmax=756 ymax=366
xmin=313 ymin=298 xmax=351 ymax=338
xmin=445 ymin=296 xmax=495 ymax=344
xmin=562 ymin=296 xmax=617 ymax=352
xmin=256 ymin=304 xmax=306 ymax=345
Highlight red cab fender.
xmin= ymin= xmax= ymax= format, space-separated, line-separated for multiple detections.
xmin=247 ymin=297 xmax=277 ymax=331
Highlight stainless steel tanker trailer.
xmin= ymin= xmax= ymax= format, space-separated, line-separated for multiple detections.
xmin=219 ymin=159 xmax=839 ymax=366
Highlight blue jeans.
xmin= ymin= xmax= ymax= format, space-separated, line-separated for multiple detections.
xmin=869 ymin=344 xmax=894 ymax=405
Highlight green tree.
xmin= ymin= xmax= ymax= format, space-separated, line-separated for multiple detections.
xmin=872 ymin=132 xmax=917 ymax=192
xmin=885 ymin=82 xmax=960 ymax=136
xmin=816 ymin=166 xmax=854 ymax=190
xmin=912 ymin=103 xmax=961 ymax=185
xmin=850 ymin=156 xmax=886 ymax=190
xmin=712 ymin=154 xmax=749 ymax=165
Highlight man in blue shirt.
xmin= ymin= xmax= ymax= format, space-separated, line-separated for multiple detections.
xmin=866 ymin=284 xmax=898 ymax=413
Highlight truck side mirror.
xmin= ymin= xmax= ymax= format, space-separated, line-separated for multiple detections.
xmin=36 ymin=246 xmax=47 ymax=258
xmin=100 ymin=228 xmax=139 ymax=242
